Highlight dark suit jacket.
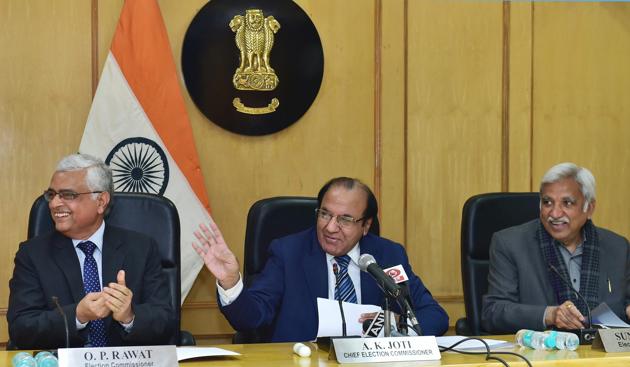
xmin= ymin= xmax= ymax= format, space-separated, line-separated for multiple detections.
xmin=7 ymin=224 xmax=176 ymax=349
xmin=221 ymin=227 xmax=449 ymax=342
xmin=482 ymin=219 xmax=630 ymax=334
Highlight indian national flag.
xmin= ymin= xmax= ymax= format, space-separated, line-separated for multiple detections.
xmin=79 ymin=0 xmax=210 ymax=300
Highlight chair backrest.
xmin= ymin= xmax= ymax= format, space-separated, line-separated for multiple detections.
xmin=28 ymin=192 xmax=182 ymax=345
xmin=459 ymin=192 xmax=540 ymax=336
xmin=236 ymin=196 xmax=380 ymax=343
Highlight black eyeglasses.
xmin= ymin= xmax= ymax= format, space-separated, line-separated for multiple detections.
xmin=43 ymin=189 xmax=103 ymax=202
xmin=315 ymin=208 xmax=365 ymax=228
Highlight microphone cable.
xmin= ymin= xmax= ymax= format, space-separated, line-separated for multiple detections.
xmin=438 ymin=337 xmax=532 ymax=367
xmin=548 ymin=263 xmax=593 ymax=328
xmin=52 ymin=296 xmax=70 ymax=349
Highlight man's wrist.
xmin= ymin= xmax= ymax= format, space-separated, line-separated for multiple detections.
xmin=218 ymin=275 xmax=240 ymax=290
xmin=544 ymin=306 xmax=557 ymax=328
xmin=120 ymin=314 xmax=135 ymax=325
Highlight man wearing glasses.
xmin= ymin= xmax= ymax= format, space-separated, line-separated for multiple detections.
xmin=194 ymin=177 xmax=448 ymax=342
xmin=7 ymin=153 xmax=174 ymax=348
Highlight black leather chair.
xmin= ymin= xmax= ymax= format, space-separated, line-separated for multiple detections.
xmin=455 ymin=192 xmax=540 ymax=336
xmin=233 ymin=196 xmax=380 ymax=343
xmin=26 ymin=192 xmax=195 ymax=346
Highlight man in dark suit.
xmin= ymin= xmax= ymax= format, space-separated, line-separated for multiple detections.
xmin=193 ymin=177 xmax=448 ymax=342
xmin=482 ymin=162 xmax=630 ymax=334
xmin=8 ymin=154 xmax=175 ymax=349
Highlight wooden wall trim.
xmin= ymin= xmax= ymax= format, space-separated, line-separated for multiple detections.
xmin=91 ymin=0 xmax=99 ymax=97
xmin=529 ymin=2 xmax=535 ymax=191
xmin=434 ymin=295 xmax=464 ymax=303
xmin=501 ymin=1 xmax=511 ymax=192
xmin=182 ymin=301 xmax=220 ymax=310
xmin=403 ymin=0 xmax=408 ymax=247
xmin=374 ymin=0 xmax=383 ymax=208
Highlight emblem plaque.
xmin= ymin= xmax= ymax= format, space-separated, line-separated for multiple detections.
xmin=182 ymin=0 xmax=324 ymax=136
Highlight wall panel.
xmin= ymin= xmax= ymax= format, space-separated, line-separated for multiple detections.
xmin=507 ymin=2 xmax=533 ymax=192
xmin=0 ymin=0 xmax=92 ymax=342
xmin=2 ymin=0 xmax=630 ymax=343
xmin=531 ymin=3 xmax=630 ymax=238
xmin=405 ymin=1 xmax=504 ymax=303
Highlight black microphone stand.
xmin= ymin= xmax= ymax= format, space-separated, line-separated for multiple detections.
xmin=383 ymin=296 xmax=392 ymax=337
xmin=548 ymin=264 xmax=597 ymax=344
xmin=397 ymin=282 xmax=423 ymax=336
xmin=399 ymin=297 xmax=423 ymax=336
xmin=52 ymin=296 xmax=70 ymax=352
xmin=333 ymin=264 xmax=347 ymax=337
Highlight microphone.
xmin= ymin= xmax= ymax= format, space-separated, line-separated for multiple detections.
xmin=52 ymin=296 xmax=70 ymax=349
xmin=381 ymin=264 xmax=423 ymax=336
xmin=358 ymin=254 xmax=401 ymax=298
xmin=548 ymin=263 xmax=597 ymax=344
xmin=332 ymin=263 xmax=347 ymax=337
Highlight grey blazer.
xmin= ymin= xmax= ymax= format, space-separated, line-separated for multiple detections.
xmin=482 ymin=219 xmax=630 ymax=334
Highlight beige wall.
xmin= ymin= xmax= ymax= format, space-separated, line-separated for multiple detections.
xmin=1 ymin=0 xmax=629 ymax=343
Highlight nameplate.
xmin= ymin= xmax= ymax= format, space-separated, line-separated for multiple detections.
xmin=592 ymin=328 xmax=630 ymax=353
xmin=330 ymin=336 xmax=441 ymax=363
xmin=58 ymin=345 xmax=177 ymax=367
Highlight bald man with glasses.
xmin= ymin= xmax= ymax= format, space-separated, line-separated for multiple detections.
xmin=194 ymin=177 xmax=448 ymax=342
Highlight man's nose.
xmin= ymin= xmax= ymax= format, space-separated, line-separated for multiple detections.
xmin=549 ymin=203 xmax=564 ymax=218
xmin=325 ymin=216 xmax=340 ymax=232
xmin=48 ymin=193 xmax=64 ymax=207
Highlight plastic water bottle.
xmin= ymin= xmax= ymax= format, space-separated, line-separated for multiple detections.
xmin=11 ymin=352 xmax=31 ymax=367
xmin=12 ymin=352 xmax=36 ymax=367
xmin=35 ymin=351 xmax=59 ymax=367
xmin=11 ymin=354 xmax=36 ymax=367
xmin=515 ymin=329 xmax=556 ymax=350
xmin=551 ymin=331 xmax=580 ymax=351
xmin=37 ymin=355 xmax=58 ymax=367
xmin=34 ymin=351 xmax=53 ymax=364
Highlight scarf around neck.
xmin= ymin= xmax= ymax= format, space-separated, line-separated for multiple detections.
xmin=538 ymin=219 xmax=600 ymax=318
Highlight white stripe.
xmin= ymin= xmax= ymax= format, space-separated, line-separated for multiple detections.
xmin=81 ymin=52 xmax=210 ymax=300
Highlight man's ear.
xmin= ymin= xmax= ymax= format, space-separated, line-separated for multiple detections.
xmin=586 ymin=199 xmax=596 ymax=219
xmin=362 ymin=218 xmax=373 ymax=236
xmin=97 ymin=191 xmax=111 ymax=215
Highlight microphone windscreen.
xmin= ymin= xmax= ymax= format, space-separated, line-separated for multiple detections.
xmin=358 ymin=254 xmax=376 ymax=271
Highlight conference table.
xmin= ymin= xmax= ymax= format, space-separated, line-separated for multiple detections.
xmin=3 ymin=336 xmax=630 ymax=366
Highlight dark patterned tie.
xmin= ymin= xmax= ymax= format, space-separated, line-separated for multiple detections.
xmin=334 ymin=255 xmax=358 ymax=303
xmin=77 ymin=241 xmax=107 ymax=347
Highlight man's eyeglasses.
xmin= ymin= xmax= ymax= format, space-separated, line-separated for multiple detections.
xmin=315 ymin=208 xmax=365 ymax=228
xmin=43 ymin=189 xmax=103 ymax=202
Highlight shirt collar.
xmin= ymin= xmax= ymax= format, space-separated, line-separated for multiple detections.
xmin=326 ymin=241 xmax=361 ymax=265
xmin=72 ymin=221 xmax=106 ymax=253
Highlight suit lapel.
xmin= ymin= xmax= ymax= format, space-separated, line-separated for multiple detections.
xmin=359 ymin=235 xmax=383 ymax=306
xmin=102 ymin=226 xmax=126 ymax=333
xmin=52 ymin=233 xmax=85 ymax=302
xmin=102 ymin=226 xmax=125 ymax=288
xmin=303 ymin=230 xmax=328 ymax=301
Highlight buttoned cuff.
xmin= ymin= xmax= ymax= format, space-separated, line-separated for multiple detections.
xmin=76 ymin=317 xmax=88 ymax=330
xmin=119 ymin=316 xmax=135 ymax=332
xmin=217 ymin=274 xmax=243 ymax=306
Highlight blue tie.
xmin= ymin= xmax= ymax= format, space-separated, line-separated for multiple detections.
xmin=334 ymin=255 xmax=357 ymax=303
xmin=77 ymin=241 xmax=107 ymax=347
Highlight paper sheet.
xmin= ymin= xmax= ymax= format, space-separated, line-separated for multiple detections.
xmin=316 ymin=297 xmax=382 ymax=337
xmin=176 ymin=347 xmax=240 ymax=361
xmin=592 ymin=302 xmax=630 ymax=328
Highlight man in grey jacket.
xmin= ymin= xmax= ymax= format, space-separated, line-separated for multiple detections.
xmin=482 ymin=162 xmax=630 ymax=334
